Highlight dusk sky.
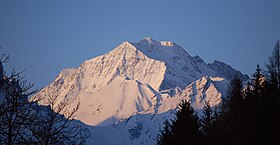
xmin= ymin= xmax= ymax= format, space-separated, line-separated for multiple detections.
xmin=1 ymin=0 xmax=280 ymax=89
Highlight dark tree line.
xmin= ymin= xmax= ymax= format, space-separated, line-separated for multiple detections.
xmin=0 ymin=52 xmax=88 ymax=145
xmin=157 ymin=40 xmax=280 ymax=145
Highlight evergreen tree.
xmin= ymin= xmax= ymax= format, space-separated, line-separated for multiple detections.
xmin=252 ymin=64 xmax=264 ymax=96
xmin=242 ymin=65 xmax=265 ymax=145
xmin=201 ymin=101 xmax=213 ymax=134
xmin=219 ymin=76 xmax=246 ymax=145
xmin=157 ymin=121 xmax=172 ymax=145
xmin=170 ymin=100 xmax=202 ymax=145
xmin=201 ymin=101 xmax=217 ymax=145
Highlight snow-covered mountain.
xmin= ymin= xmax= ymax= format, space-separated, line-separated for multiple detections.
xmin=34 ymin=37 xmax=248 ymax=145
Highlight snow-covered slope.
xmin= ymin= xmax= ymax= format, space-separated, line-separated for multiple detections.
xmin=86 ymin=76 xmax=228 ymax=145
xmin=70 ymin=76 xmax=162 ymax=126
xmin=34 ymin=37 xmax=248 ymax=145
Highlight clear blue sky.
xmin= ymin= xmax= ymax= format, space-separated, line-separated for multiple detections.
xmin=0 ymin=0 xmax=280 ymax=89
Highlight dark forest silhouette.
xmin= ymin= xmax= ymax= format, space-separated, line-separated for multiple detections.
xmin=157 ymin=40 xmax=280 ymax=145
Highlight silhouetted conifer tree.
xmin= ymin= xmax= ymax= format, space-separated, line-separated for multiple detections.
xmin=241 ymin=65 xmax=265 ymax=145
xmin=170 ymin=100 xmax=202 ymax=145
xmin=219 ymin=76 xmax=246 ymax=145
xmin=201 ymin=101 xmax=218 ymax=145
xmin=157 ymin=121 xmax=172 ymax=145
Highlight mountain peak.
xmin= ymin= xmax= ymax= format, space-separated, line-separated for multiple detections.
xmin=140 ymin=37 xmax=160 ymax=45
xmin=139 ymin=37 xmax=176 ymax=47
